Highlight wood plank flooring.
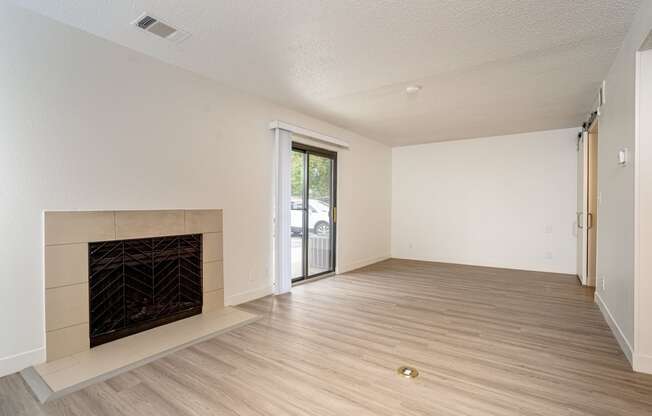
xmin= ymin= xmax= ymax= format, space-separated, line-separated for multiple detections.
xmin=3 ymin=259 xmax=652 ymax=415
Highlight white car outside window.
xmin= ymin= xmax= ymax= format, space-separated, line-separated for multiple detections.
xmin=291 ymin=199 xmax=331 ymax=235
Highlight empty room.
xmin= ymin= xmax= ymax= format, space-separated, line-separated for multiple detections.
xmin=2 ymin=0 xmax=652 ymax=415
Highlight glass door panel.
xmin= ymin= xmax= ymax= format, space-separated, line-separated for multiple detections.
xmin=290 ymin=150 xmax=306 ymax=280
xmin=307 ymin=154 xmax=334 ymax=276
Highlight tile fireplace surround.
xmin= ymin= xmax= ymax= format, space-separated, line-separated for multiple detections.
xmin=44 ymin=209 xmax=224 ymax=362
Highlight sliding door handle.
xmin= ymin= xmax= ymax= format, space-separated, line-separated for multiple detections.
xmin=577 ymin=212 xmax=583 ymax=229
xmin=587 ymin=213 xmax=593 ymax=229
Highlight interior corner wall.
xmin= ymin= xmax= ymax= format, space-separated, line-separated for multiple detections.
xmin=594 ymin=0 xmax=652 ymax=366
xmin=391 ymin=128 xmax=578 ymax=274
xmin=0 ymin=2 xmax=391 ymax=377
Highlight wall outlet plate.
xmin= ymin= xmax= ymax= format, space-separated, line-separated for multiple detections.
xmin=618 ymin=148 xmax=629 ymax=166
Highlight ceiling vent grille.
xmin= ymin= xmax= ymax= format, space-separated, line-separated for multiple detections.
xmin=132 ymin=13 xmax=190 ymax=44
xmin=136 ymin=15 xmax=157 ymax=29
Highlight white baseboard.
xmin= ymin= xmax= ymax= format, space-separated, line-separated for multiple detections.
xmin=225 ymin=285 xmax=273 ymax=306
xmin=389 ymin=255 xmax=575 ymax=275
xmin=0 ymin=347 xmax=45 ymax=378
xmin=634 ymin=354 xmax=652 ymax=374
xmin=595 ymin=292 xmax=634 ymax=365
xmin=338 ymin=255 xmax=390 ymax=274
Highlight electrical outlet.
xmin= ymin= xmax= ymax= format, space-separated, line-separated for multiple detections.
xmin=544 ymin=225 xmax=553 ymax=234
xmin=545 ymin=251 xmax=553 ymax=260
xmin=618 ymin=148 xmax=629 ymax=166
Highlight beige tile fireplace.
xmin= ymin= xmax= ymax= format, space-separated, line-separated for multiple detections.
xmin=44 ymin=209 xmax=224 ymax=362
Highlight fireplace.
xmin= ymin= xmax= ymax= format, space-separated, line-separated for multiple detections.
xmin=44 ymin=209 xmax=224 ymax=362
xmin=88 ymin=234 xmax=203 ymax=347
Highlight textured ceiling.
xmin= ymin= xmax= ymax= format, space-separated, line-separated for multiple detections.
xmin=12 ymin=0 xmax=643 ymax=146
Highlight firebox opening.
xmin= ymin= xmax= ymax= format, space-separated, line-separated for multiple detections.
xmin=88 ymin=234 xmax=203 ymax=347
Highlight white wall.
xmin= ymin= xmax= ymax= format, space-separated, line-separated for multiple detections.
xmin=392 ymin=128 xmax=578 ymax=274
xmin=636 ymin=47 xmax=652 ymax=373
xmin=0 ymin=2 xmax=391 ymax=376
xmin=593 ymin=0 xmax=652 ymax=368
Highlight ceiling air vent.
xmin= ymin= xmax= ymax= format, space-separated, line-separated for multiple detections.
xmin=132 ymin=13 xmax=190 ymax=43
xmin=136 ymin=15 xmax=157 ymax=29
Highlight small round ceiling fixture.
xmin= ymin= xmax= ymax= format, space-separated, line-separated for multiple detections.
xmin=397 ymin=366 xmax=419 ymax=378
xmin=405 ymin=85 xmax=422 ymax=94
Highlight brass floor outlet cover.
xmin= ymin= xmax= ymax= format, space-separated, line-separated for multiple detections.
xmin=397 ymin=366 xmax=419 ymax=378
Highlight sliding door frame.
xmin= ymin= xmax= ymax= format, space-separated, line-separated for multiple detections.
xmin=291 ymin=142 xmax=337 ymax=283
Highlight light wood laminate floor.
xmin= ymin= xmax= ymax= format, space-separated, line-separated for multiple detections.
xmin=3 ymin=259 xmax=652 ymax=415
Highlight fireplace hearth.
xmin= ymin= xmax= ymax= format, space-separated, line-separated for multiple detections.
xmin=88 ymin=234 xmax=203 ymax=347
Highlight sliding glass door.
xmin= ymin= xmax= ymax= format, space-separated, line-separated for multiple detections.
xmin=290 ymin=143 xmax=336 ymax=283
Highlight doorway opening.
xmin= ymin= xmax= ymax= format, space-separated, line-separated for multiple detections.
xmin=290 ymin=142 xmax=337 ymax=283
xmin=577 ymin=113 xmax=599 ymax=287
